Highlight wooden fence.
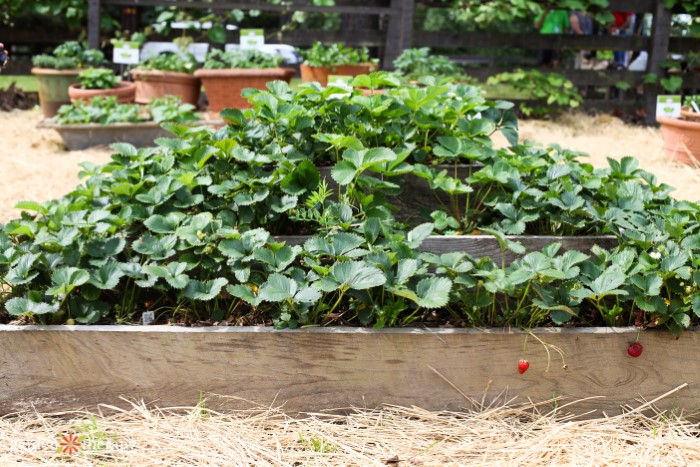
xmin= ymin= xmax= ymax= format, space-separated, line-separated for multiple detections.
xmin=36 ymin=0 xmax=700 ymax=123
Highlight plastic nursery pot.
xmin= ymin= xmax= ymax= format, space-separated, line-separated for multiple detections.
xmin=657 ymin=116 xmax=700 ymax=166
xmin=194 ymin=68 xmax=296 ymax=113
xmin=31 ymin=67 xmax=81 ymax=118
xmin=300 ymin=63 xmax=376 ymax=86
xmin=67 ymin=81 xmax=137 ymax=104
xmin=130 ymin=69 xmax=201 ymax=106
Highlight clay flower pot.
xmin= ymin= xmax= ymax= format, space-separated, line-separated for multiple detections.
xmin=300 ymin=63 xmax=376 ymax=87
xmin=194 ymin=68 xmax=296 ymax=113
xmin=681 ymin=107 xmax=700 ymax=123
xmin=657 ymin=116 xmax=700 ymax=166
xmin=68 ymin=81 xmax=137 ymax=104
xmin=31 ymin=67 xmax=81 ymax=118
xmin=130 ymin=69 xmax=201 ymax=106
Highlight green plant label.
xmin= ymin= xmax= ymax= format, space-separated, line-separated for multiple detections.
xmin=111 ymin=40 xmax=140 ymax=65
xmin=656 ymin=95 xmax=681 ymax=118
xmin=328 ymin=75 xmax=353 ymax=88
xmin=240 ymin=29 xmax=264 ymax=49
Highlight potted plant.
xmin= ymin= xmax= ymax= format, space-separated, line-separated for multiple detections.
xmin=393 ymin=47 xmax=472 ymax=83
xmin=300 ymin=42 xmax=377 ymax=86
xmin=38 ymin=95 xmax=207 ymax=150
xmin=130 ymin=52 xmax=201 ymax=106
xmin=68 ymin=68 xmax=136 ymax=104
xmin=194 ymin=48 xmax=295 ymax=112
xmin=658 ymin=96 xmax=700 ymax=165
xmin=31 ymin=41 xmax=106 ymax=117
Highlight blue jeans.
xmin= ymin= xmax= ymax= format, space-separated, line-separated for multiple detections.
xmin=614 ymin=30 xmax=627 ymax=66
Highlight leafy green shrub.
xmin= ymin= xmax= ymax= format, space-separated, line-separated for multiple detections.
xmin=486 ymin=69 xmax=582 ymax=118
xmin=202 ymin=48 xmax=282 ymax=69
xmin=301 ymin=42 xmax=373 ymax=67
xmin=393 ymin=47 xmax=470 ymax=82
xmin=55 ymin=96 xmax=199 ymax=125
xmin=77 ymin=68 xmax=120 ymax=90
xmin=684 ymin=95 xmax=700 ymax=111
xmin=139 ymin=53 xmax=199 ymax=74
xmin=2 ymin=75 xmax=699 ymax=336
xmin=32 ymin=41 xmax=106 ymax=70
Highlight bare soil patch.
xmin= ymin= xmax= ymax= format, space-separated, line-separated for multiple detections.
xmin=0 ymin=109 xmax=112 ymax=222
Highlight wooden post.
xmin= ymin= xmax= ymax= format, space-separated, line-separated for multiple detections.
xmin=383 ymin=0 xmax=414 ymax=69
xmin=644 ymin=0 xmax=672 ymax=125
xmin=88 ymin=0 xmax=101 ymax=49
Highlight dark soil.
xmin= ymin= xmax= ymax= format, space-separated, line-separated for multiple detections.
xmin=0 ymin=82 xmax=38 ymax=111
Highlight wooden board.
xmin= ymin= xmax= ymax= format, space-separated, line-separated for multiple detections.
xmin=1 ymin=326 xmax=699 ymax=418
xmin=277 ymin=235 xmax=618 ymax=265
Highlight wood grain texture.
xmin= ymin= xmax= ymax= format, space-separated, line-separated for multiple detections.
xmin=276 ymin=235 xmax=618 ymax=265
xmin=1 ymin=326 xmax=699 ymax=417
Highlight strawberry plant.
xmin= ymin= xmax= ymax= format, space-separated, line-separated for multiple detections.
xmin=393 ymin=47 xmax=472 ymax=83
xmin=202 ymin=48 xmax=281 ymax=69
xmin=2 ymin=75 xmax=700 ymax=336
xmin=76 ymin=68 xmax=120 ymax=90
xmin=300 ymin=42 xmax=374 ymax=67
xmin=55 ymin=96 xmax=199 ymax=125
xmin=138 ymin=53 xmax=199 ymax=74
xmin=32 ymin=41 xmax=106 ymax=70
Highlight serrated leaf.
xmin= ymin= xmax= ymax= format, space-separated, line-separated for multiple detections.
xmin=6 ymin=297 xmax=58 ymax=316
xmin=228 ymin=284 xmax=262 ymax=306
xmin=407 ymin=223 xmax=434 ymax=248
xmin=89 ymin=261 xmax=124 ymax=290
xmin=144 ymin=213 xmax=181 ymax=233
xmin=183 ymin=277 xmax=228 ymax=301
xmin=47 ymin=267 xmax=90 ymax=296
xmin=258 ymin=273 xmax=297 ymax=302
xmin=332 ymin=261 xmax=386 ymax=290
xmin=414 ymin=277 xmax=452 ymax=309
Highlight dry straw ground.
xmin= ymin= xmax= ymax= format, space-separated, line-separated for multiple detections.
xmin=3 ymin=109 xmax=700 ymax=464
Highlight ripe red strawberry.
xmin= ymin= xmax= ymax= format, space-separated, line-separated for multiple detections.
xmin=144 ymin=300 xmax=154 ymax=309
xmin=518 ymin=360 xmax=530 ymax=374
xmin=627 ymin=342 xmax=643 ymax=357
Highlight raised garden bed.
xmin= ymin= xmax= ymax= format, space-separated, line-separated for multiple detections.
xmin=37 ymin=119 xmax=223 ymax=150
xmin=0 ymin=325 xmax=693 ymax=417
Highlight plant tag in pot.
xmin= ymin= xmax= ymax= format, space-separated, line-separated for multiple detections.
xmin=656 ymin=95 xmax=681 ymax=118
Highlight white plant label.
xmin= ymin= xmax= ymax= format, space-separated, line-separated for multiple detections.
xmin=656 ymin=95 xmax=681 ymax=118
xmin=327 ymin=75 xmax=353 ymax=88
xmin=142 ymin=310 xmax=155 ymax=325
xmin=240 ymin=29 xmax=264 ymax=49
xmin=112 ymin=40 xmax=140 ymax=65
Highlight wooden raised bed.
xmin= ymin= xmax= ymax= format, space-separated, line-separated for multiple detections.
xmin=0 ymin=325 xmax=695 ymax=417
xmin=37 ymin=119 xmax=224 ymax=151
xmin=279 ymin=235 xmax=618 ymax=265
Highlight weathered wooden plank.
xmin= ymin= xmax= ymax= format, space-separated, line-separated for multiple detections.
xmin=101 ymin=0 xmax=396 ymax=15
xmin=669 ymin=36 xmax=700 ymax=55
xmin=415 ymin=32 xmax=650 ymax=52
xmin=645 ymin=0 xmax=673 ymax=126
xmin=88 ymin=0 xmax=101 ymax=49
xmin=274 ymin=29 xmax=385 ymax=47
xmin=384 ymin=0 xmax=415 ymax=69
xmin=276 ymin=235 xmax=618 ymax=265
xmin=1 ymin=326 xmax=697 ymax=418
xmin=466 ymin=67 xmax=644 ymax=87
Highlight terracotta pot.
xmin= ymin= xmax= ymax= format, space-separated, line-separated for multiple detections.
xmin=657 ymin=116 xmax=700 ymax=166
xmin=68 ymin=81 xmax=136 ymax=104
xmin=681 ymin=108 xmax=700 ymax=123
xmin=361 ymin=88 xmax=385 ymax=96
xmin=31 ymin=68 xmax=81 ymax=118
xmin=194 ymin=68 xmax=296 ymax=113
xmin=300 ymin=63 xmax=376 ymax=86
xmin=130 ymin=69 xmax=201 ymax=106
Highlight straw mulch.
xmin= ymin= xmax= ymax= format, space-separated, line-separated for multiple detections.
xmin=3 ymin=109 xmax=700 ymax=465
xmin=1 ymin=396 xmax=700 ymax=465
